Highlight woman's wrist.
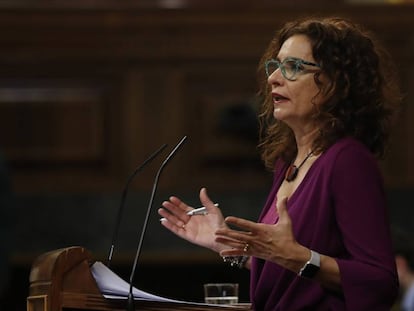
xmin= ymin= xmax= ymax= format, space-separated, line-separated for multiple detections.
xmin=274 ymin=244 xmax=311 ymax=273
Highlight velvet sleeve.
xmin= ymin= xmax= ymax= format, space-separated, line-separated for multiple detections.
xmin=330 ymin=144 xmax=399 ymax=310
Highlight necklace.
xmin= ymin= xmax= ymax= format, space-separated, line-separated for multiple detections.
xmin=285 ymin=150 xmax=314 ymax=182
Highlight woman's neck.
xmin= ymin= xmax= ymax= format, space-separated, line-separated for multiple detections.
xmin=294 ymin=127 xmax=320 ymax=159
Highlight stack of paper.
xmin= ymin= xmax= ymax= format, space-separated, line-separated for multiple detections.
xmin=91 ymin=261 xmax=184 ymax=302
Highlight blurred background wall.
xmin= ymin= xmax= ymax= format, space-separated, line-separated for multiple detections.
xmin=0 ymin=0 xmax=413 ymax=310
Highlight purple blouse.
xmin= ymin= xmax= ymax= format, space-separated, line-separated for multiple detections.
xmin=250 ymin=137 xmax=398 ymax=310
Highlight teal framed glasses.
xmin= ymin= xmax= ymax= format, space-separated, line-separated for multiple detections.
xmin=265 ymin=57 xmax=320 ymax=81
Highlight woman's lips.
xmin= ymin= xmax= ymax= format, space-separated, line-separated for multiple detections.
xmin=272 ymin=93 xmax=288 ymax=104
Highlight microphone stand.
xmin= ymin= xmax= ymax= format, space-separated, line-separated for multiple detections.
xmin=126 ymin=136 xmax=187 ymax=311
xmin=107 ymin=143 xmax=168 ymax=267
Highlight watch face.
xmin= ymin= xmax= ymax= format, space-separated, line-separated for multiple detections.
xmin=301 ymin=263 xmax=320 ymax=278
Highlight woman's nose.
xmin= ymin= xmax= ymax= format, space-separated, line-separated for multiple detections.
xmin=267 ymin=67 xmax=283 ymax=85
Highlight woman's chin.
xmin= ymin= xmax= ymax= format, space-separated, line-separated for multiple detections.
xmin=273 ymin=109 xmax=286 ymax=121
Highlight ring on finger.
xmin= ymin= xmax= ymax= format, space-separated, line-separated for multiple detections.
xmin=243 ymin=243 xmax=250 ymax=252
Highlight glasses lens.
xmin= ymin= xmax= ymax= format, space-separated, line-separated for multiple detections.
xmin=265 ymin=60 xmax=280 ymax=77
xmin=282 ymin=59 xmax=300 ymax=80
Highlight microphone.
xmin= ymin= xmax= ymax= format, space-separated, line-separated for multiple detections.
xmin=107 ymin=143 xmax=168 ymax=267
xmin=126 ymin=135 xmax=187 ymax=311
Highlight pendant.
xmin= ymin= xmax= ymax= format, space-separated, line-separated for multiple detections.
xmin=285 ymin=165 xmax=299 ymax=182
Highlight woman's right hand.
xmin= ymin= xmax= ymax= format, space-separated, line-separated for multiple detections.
xmin=158 ymin=187 xmax=228 ymax=253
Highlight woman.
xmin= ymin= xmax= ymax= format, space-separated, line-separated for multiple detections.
xmin=158 ymin=17 xmax=401 ymax=310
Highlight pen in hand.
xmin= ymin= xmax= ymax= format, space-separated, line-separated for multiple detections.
xmin=186 ymin=203 xmax=219 ymax=216
xmin=160 ymin=203 xmax=219 ymax=221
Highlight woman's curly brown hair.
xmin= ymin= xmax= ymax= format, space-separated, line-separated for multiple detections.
xmin=257 ymin=17 xmax=402 ymax=171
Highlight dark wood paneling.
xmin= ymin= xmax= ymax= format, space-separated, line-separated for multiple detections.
xmin=0 ymin=3 xmax=412 ymax=193
xmin=0 ymin=82 xmax=105 ymax=162
xmin=1 ymin=3 xmax=413 ymax=311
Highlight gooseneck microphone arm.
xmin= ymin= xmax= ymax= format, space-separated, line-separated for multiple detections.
xmin=107 ymin=143 xmax=168 ymax=267
xmin=127 ymin=136 xmax=187 ymax=311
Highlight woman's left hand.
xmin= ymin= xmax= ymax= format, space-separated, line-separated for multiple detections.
xmin=215 ymin=197 xmax=306 ymax=268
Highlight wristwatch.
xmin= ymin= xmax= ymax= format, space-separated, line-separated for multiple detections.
xmin=298 ymin=250 xmax=320 ymax=278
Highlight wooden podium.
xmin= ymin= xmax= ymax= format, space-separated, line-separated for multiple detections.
xmin=27 ymin=246 xmax=252 ymax=311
